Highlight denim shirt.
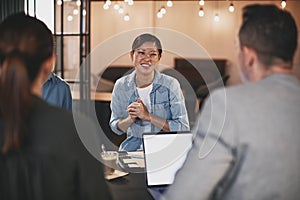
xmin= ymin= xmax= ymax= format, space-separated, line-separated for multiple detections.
xmin=42 ymin=72 xmax=72 ymax=111
xmin=109 ymin=70 xmax=190 ymax=151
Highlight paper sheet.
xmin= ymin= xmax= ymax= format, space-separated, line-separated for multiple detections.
xmin=105 ymin=169 xmax=129 ymax=180
xmin=127 ymin=151 xmax=144 ymax=157
xmin=122 ymin=158 xmax=145 ymax=168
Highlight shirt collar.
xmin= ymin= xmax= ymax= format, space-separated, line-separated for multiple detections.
xmin=45 ymin=72 xmax=55 ymax=83
xmin=127 ymin=69 xmax=162 ymax=88
xmin=152 ymin=70 xmax=163 ymax=91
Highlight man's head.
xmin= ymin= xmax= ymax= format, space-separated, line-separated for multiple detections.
xmin=238 ymin=4 xmax=298 ymax=81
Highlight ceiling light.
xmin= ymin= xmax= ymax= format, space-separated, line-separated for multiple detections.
xmin=128 ymin=0 xmax=134 ymax=6
xmin=228 ymin=2 xmax=234 ymax=13
xmin=199 ymin=0 xmax=205 ymax=6
xmin=198 ymin=7 xmax=204 ymax=17
xmin=160 ymin=6 xmax=167 ymax=15
xmin=124 ymin=13 xmax=130 ymax=21
xmin=157 ymin=11 xmax=163 ymax=18
xmin=167 ymin=0 xmax=173 ymax=8
xmin=73 ymin=9 xmax=79 ymax=15
xmin=67 ymin=15 xmax=73 ymax=21
xmin=114 ymin=3 xmax=120 ymax=10
xmin=118 ymin=7 xmax=124 ymax=14
xmin=106 ymin=0 xmax=112 ymax=6
xmin=103 ymin=3 xmax=110 ymax=10
xmin=214 ymin=13 xmax=220 ymax=22
xmin=281 ymin=0 xmax=287 ymax=9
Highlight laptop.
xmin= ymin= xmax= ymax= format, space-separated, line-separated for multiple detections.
xmin=142 ymin=131 xmax=193 ymax=198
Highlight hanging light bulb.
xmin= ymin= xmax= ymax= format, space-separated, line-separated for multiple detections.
xmin=157 ymin=11 xmax=163 ymax=18
xmin=281 ymin=0 xmax=287 ymax=9
xmin=103 ymin=3 xmax=109 ymax=10
xmin=160 ymin=6 xmax=167 ymax=15
xmin=76 ymin=0 xmax=81 ymax=7
xmin=214 ymin=13 xmax=220 ymax=22
xmin=73 ymin=9 xmax=79 ymax=15
xmin=124 ymin=13 xmax=130 ymax=21
xmin=167 ymin=0 xmax=173 ymax=8
xmin=199 ymin=0 xmax=205 ymax=6
xmin=67 ymin=15 xmax=73 ymax=21
xmin=198 ymin=7 xmax=204 ymax=17
xmin=118 ymin=6 xmax=124 ymax=14
xmin=128 ymin=0 xmax=134 ymax=6
xmin=114 ymin=3 xmax=120 ymax=10
xmin=228 ymin=2 xmax=234 ymax=13
xmin=57 ymin=0 xmax=62 ymax=6
xmin=106 ymin=0 xmax=112 ymax=6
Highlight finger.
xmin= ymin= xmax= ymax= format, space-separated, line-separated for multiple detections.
xmin=127 ymin=103 xmax=139 ymax=109
xmin=127 ymin=106 xmax=135 ymax=111
xmin=129 ymin=113 xmax=138 ymax=118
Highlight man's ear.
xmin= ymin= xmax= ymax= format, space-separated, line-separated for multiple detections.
xmin=243 ymin=46 xmax=256 ymax=68
xmin=41 ymin=54 xmax=55 ymax=78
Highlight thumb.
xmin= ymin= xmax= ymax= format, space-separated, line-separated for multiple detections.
xmin=137 ymin=98 xmax=142 ymax=103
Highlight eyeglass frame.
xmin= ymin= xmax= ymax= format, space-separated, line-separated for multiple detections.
xmin=134 ymin=48 xmax=161 ymax=60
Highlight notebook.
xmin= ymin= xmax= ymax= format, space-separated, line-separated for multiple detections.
xmin=142 ymin=131 xmax=193 ymax=189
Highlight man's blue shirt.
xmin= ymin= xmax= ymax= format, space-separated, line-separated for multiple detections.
xmin=42 ymin=72 xmax=72 ymax=111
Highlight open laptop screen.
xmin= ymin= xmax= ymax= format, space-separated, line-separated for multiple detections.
xmin=142 ymin=132 xmax=192 ymax=187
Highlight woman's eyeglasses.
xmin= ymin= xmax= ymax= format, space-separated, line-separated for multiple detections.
xmin=135 ymin=49 xmax=159 ymax=60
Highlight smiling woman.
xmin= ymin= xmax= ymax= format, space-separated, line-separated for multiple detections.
xmin=109 ymin=33 xmax=190 ymax=152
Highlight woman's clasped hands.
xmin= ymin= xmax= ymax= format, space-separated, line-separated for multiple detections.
xmin=126 ymin=98 xmax=151 ymax=122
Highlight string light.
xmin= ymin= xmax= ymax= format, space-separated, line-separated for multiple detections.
xmin=198 ymin=7 xmax=204 ymax=17
xmin=127 ymin=0 xmax=134 ymax=6
xmin=103 ymin=0 xmax=111 ymax=10
xmin=228 ymin=2 xmax=234 ymax=13
xmin=281 ymin=0 xmax=287 ymax=9
xmin=76 ymin=0 xmax=81 ymax=7
xmin=124 ymin=13 xmax=130 ymax=21
xmin=167 ymin=0 xmax=173 ymax=8
xmin=73 ymin=9 xmax=79 ymax=15
xmin=214 ymin=13 xmax=220 ymax=22
xmin=98 ymin=0 xmax=238 ymax=23
xmin=156 ymin=5 xmax=167 ymax=19
xmin=106 ymin=0 xmax=112 ymax=6
xmin=57 ymin=0 xmax=62 ymax=6
xmin=157 ymin=11 xmax=163 ymax=18
xmin=114 ymin=3 xmax=120 ymax=10
xmin=67 ymin=15 xmax=73 ymax=21
xmin=160 ymin=6 xmax=167 ymax=15
xmin=103 ymin=3 xmax=109 ymax=10
xmin=118 ymin=6 xmax=124 ymax=14
xmin=199 ymin=0 xmax=205 ymax=6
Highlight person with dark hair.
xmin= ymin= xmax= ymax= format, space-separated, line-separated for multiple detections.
xmin=161 ymin=4 xmax=300 ymax=200
xmin=0 ymin=13 xmax=111 ymax=200
xmin=110 ymin=33 xmax=190 ymax=151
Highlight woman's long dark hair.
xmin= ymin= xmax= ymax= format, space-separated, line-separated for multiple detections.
xmin=0 ymin=13 xmax=54 ymax=154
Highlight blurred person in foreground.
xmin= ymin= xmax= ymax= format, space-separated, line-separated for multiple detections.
xmin=0 ymin=13 xmax=111 ymax=200
xmin=162 ymin=4 xmax=300 ymax=200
